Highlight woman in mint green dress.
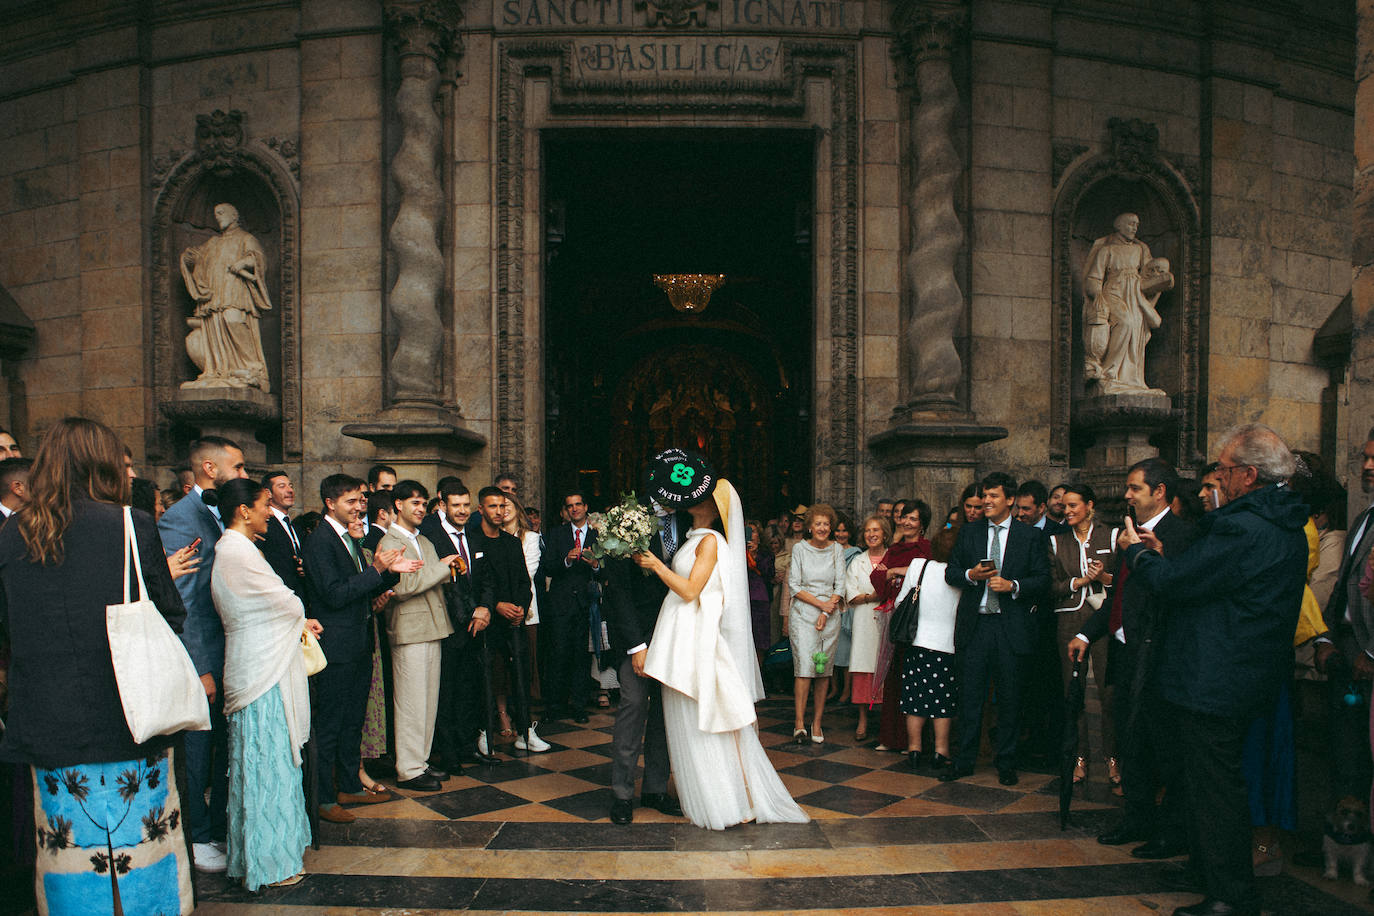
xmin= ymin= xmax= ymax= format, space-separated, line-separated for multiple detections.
xmin=212 ymin=479 xmax=319 ymax=890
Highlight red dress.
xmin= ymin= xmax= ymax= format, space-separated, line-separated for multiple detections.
xmin=871 ymin=538 xmax=932 ymax=751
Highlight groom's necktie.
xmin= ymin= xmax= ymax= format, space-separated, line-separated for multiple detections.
xmin=661 ymin=516 xmax=677 ymax=559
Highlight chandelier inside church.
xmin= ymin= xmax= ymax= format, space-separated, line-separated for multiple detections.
xmin=653 ymin=274 xmax=726 ymax=313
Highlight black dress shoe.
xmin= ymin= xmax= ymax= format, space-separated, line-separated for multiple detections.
xmin=610 ymin=798 xmax=634 ymax=825
xmin=1172 ymin=898 xmax=1258 ymax=916
xmin=573 ymin=711 xmax=590 ymax=724
xmin=473 ymin=752 xmax=503 ymax=765
xmin=1097 ymin=823 xmax=1149 ymax=846
xmin=939 ymin=764 xmax=974 ymax=782
xmin=425 ymin=766 xmax=449 ymax=780
xmin=641 ymin=793 xmax=683 ymax=817
xmin=1132 ymin=839 xmax=1186 ymax=859
xmin=998 ymin=768 xmax=1019 ymax=786
xmin=1158 ymin=866 xmax=1203 ymax=894
xmin=929 ymin=753 xmax=953 ymax=775
xmin=396 ymin=774 xmax=443 ymax=792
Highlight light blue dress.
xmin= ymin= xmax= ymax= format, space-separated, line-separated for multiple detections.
xmin=226 ymin=683 xmax=311 ymax=890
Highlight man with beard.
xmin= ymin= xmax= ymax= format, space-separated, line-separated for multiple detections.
xmin=158 ymin=436 xmax=247 ymax=872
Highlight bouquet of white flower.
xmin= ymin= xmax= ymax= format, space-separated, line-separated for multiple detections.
xmin=588 ymin=492 xmax=658 ymax=561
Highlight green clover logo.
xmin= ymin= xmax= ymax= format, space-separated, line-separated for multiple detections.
xmin=670 ymin=463 xmax=695 ymax=486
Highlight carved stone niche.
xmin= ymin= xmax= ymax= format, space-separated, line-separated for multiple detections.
xmin=151 ymin=110 xmax=300 ymax=466
xmin=1052 ymin=118 xmax=1202 ymax=476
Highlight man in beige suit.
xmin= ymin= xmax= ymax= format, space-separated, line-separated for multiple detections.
xmin=378 ymin=479 xmax=465 ymax=792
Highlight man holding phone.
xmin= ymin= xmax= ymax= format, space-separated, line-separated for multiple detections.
xmin=943 ymin=472 xmax=1051 ymax=785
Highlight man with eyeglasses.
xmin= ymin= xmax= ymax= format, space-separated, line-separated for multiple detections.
xmin=1117 ymin=424 xmax=1307 ymax=916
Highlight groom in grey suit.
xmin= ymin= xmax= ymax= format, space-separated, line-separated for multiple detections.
xmin=603 ymin=508 xmax=689 ymax=824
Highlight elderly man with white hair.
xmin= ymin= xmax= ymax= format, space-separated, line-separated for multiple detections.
xmin=1118 ymin=423 xmax=1309 ymax=916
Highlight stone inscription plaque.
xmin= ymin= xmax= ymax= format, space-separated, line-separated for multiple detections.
xmin=572 ymin=36 xmax=781 ymax=80
xmin=496 ymin=0 xmax=857 ymax=33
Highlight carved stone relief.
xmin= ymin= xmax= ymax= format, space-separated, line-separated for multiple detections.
xmin=1052 ymin=117 xmax=1202 ymax=467
xmin=150 ymin=110 xmax=301 ymax=461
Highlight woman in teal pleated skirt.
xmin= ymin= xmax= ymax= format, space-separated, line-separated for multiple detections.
xmin=212 ymin=479 xmax=319 ymax=891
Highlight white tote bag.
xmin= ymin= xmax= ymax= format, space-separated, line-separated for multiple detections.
xmin=106 ymin=506 xmax=211 ymax=743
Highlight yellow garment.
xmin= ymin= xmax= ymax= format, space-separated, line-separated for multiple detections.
xmin=1294 ymin=518 xmax=1327 ymax=647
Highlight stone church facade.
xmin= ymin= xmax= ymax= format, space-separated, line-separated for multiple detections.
xmin=0 ymin=0 xmax=1364 ymax=517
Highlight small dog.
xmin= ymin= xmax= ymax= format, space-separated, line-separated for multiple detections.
xmin=1323 ymin=795 xmax=1371 ymax=886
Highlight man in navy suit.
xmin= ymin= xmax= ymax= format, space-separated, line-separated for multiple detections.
xmin=303 ymin=474 xmax=419 ymax=823
xmin=603 ymin=505 xmax=689 ymax=824
xmin=943 ymin=471 xmax=1052 ymax=785
xmin=260 ymin=470 xmax=306 ymax=599
xmin=158 ymin=435 xmax=247 ymax=872
xmin=539 ymin=490 xmax=600 ymax=723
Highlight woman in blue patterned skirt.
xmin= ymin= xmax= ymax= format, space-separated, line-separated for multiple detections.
xmin=0 ymin=417 xmax=194 ymax=915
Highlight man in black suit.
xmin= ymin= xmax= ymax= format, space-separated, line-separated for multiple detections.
xmin=303 ymin=473 xmax=418 ymax=824
xmin=1015 ymin=480 xmax=1069 ymax=535
xmin=260 ymin=471 xmax=306 ymax=599
xmin=361 ymin=489 xmax=394 ymax=554
xmin=1070 ymin=457 xmax=1196 ymax=855
xmin=539 ymin=490 xmax=600 ymax=723
xmin=1014 ymin=478 xmax=1067 ymax=766
xmin=1315 ymin=429 xmax=1374 ymax=802
xmin=943 ymin=471 xmax=1051 ymax=785
xmin=421 ymin=481 xmax=495 ymax=768
xmin=603 ymin=505 xmax=688 ymax=824
xmin=468 ymin=486 xmax=541 ymax=754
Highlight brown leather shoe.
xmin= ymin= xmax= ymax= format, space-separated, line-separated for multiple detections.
xmin=337 ymin=789 xmax=394 ymax=805
xmin=318 ymin=805 xmax=356 ymax=824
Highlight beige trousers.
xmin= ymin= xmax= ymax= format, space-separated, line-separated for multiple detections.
xmin=391 ymin=639 xmax=442 ymax=781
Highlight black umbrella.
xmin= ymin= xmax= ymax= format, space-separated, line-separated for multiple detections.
xmin=476 ymin=631 xmax=502 ymax=765
xmin=1060 ymin=657 xmax=1087 ymax=829
xmin=644 ymin=447 xmax=716 ymax=510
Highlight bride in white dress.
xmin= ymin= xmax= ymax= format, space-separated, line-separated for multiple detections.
xmin=639 ymin=479 xmax=809 ymax=830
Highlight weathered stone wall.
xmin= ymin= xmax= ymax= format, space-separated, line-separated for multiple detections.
xmin=957 ymin=0 xmax=1354 ymax=492
xmin=295 ymin=6 xmax=386 ymax=503
xmin=0 ymin=0 xmax=1362 ymax=516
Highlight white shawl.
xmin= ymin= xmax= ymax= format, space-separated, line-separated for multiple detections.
xmin=211 ymin=528 xmax=311 ymax=765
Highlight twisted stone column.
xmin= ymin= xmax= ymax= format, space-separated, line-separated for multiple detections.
xmin=892 ymin=2 xmax=966 ymax=411
xmin=384 ymin=0 xmax=462 ymax=406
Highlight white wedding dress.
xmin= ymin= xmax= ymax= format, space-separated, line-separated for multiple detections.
xmin=643 ymin=482 xmax=809 ymax=830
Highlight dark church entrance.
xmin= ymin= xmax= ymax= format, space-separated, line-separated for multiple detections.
xmin=542 ymin=130 xmax=813 ymax=517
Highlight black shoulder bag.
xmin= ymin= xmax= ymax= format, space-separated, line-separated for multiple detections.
xmin=887 ymin=559 xmax=929 ymax=645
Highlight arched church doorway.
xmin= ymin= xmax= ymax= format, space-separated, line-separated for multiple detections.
xmin=542 ymin=130 xmax=813 ymax=517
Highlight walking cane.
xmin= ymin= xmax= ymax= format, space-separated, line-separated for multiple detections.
xmin=508 ymin=610 xmax=533 ymax=756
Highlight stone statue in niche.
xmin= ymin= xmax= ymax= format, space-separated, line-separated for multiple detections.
xmin=1081 ymin=212 xmax=1172 ymax=396
xmin=179 ymin=202 xmax=272 ymax=391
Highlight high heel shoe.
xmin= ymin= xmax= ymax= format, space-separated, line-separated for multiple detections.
xmin=1107 ymin=756 xmax=1123 ymax=796
xmin=1073 ymin=756 xmax=1087 ymax=784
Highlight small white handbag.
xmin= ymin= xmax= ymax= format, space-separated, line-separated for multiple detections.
xmin=106 ymin=506 xmax=211 ymax=743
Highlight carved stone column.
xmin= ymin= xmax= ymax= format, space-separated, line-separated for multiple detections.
xmin=385 ymin=0 xmax=459 ymax=406
xmin=869 ymin=0 xmax=1003 ymax=516
xmin=893 ymin=0 xmax=966 ymax=413
xmin=343 ymin=0 xmax=486 ymax=474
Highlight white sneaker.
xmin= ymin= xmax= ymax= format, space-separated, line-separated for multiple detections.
xmin=514 ymin=722 xmax=551 ymax=753
xmin=477 ymin=730 xmax=489 ymax=755
xmin=192 ymin=842 xmax=227 ymax=873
